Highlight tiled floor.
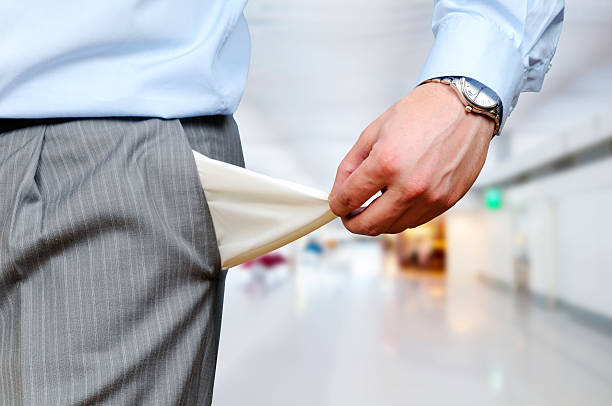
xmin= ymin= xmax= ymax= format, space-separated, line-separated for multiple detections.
xmin=213 ymin=241 xmax=612 ymax=406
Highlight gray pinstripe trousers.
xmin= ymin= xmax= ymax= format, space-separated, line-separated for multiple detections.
xmin=0 ymin=116 xmax=244 ymax=405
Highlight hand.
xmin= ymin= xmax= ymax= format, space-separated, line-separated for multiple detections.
xmin=329 ymin=82 xmax=494 ymax=235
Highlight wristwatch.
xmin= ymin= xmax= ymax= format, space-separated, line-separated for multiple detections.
xmin=422 ymin=77 xmax=502 ymax=137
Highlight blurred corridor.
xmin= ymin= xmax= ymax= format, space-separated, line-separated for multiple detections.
xmin=214 ymin=0 xmax=612 ymax=404
xmin=214 ymin=238 xmax=612 ymax=405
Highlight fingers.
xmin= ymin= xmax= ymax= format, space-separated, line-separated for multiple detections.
xmin=329 ymin=155 xmax=389 ymax=217
xmin=341 ymin=189 xmax=438 ymax=236
xmin=341 ymin=183 xmax=453 ymax=235
xmin=385 ymin=203 xmax=446 ymax=234
xmin=340 ymin=188 xmax=410 ymax=236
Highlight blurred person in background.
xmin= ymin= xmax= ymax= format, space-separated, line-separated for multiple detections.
xmin=0 ymin=0 xmax=563 ymax=405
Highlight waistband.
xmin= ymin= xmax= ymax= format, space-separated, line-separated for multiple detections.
xmin=0 ymin=118 xmax=73 ymax=134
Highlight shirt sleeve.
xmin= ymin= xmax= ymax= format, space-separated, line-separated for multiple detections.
xmin=416 ymin=0 xmax=565 ymax=129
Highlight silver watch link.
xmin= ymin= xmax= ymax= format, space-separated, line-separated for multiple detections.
xmin=423 ymin=76 xmax=502 ymax=136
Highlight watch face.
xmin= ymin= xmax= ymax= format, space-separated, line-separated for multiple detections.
xmin=462 ymin=78 xmax=499 ymax=109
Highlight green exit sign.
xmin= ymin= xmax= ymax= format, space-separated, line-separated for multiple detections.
xmin=485 ymin=187 xmax=503 ymax=210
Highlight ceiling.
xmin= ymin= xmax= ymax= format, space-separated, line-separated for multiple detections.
xmin=236 ymin=0 xmax=612 ymax=192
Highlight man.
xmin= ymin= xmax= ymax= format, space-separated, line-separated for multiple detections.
xmin=0 ymin=0 xmax=563 ymax=404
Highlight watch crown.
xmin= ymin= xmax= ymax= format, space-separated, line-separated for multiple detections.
xmin=465 ymin=105 xmax=473 ymax=113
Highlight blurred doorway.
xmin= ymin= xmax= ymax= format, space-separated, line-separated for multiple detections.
xmin=383 ymin=218 xmax=446 ymax=274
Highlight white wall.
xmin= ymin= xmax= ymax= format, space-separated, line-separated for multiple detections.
xmin=445 ymin=212 xmax=486 ymax=275
xmin=447 ymin=156 xmax=612 ymax=319
xmin=481 ymin=211 xmax=515 ymax=286
xmin=523 ymin=202 xmax=557 ymax=301
xmin=556 ymin=190 xmax=612 ymax=318
xmin=446 ymin=209 xmax=514 ymax=285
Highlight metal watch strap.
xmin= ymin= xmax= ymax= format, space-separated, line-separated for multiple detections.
xmin=422 ymin=77 xmax=501 ymax=137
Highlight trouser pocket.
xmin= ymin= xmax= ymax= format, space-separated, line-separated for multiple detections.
xmin=167 ymin=115 xmax=245 ymax=274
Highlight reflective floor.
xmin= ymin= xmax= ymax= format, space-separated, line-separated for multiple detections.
xmin=213 ymin=240 xmax=612 ymax=406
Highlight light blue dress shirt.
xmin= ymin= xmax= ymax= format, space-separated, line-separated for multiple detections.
xmin=0 ymin=0 xmax=250 ymax=118
xmin=0 ymin=1 xmax=563 ymax=123
xmin=417 ymin=0 xmax=565 ymax=127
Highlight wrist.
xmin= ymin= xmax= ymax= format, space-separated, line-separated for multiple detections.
xmin=417 ymin=82 xmax=495 ymax=139
xmin=421 ymin=77 xmax=501 ymax=137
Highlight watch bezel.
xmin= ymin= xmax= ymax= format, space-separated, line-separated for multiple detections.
xmin=459 ymin=77 xmax=499 ymax=110
xmin=421 ymin=76 xmax=502 ymax=137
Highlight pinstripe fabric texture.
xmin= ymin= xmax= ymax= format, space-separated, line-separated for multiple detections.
xmin=0 ymin=116 xmax=244 ymax=405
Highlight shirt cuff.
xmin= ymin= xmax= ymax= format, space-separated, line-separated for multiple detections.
xmin=416 ymin=14 xmax=524 ymax=131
